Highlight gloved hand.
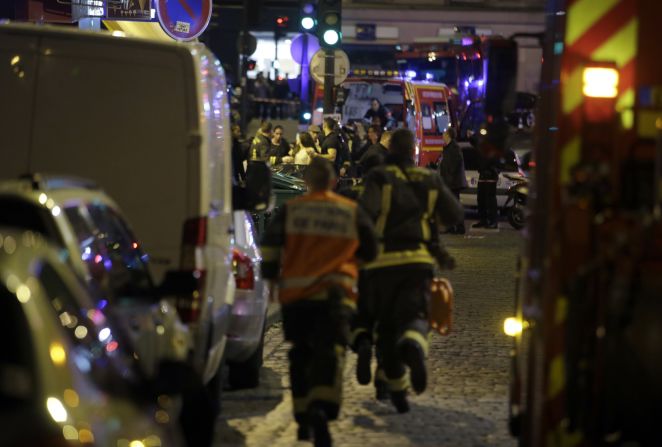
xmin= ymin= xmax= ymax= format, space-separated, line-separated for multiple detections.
xmin=437 ymin=253 xmax=456 ymax=270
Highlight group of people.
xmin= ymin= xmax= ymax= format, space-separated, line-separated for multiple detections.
xmin=252 ymin=73 xmax=297 ymax=120
xmin=235 ymin=116 xmax=398 ymax=180
xmin=261 ymin=127 xmax=465 ymax=447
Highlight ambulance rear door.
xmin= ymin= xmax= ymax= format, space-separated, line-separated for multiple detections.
xmin=415 ymin=86 xmax=451 ymax=166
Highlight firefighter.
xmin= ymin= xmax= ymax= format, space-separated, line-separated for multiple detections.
xmin=359 ymin=128 xmax=463 ymax=413
xmin=337 ymin=153 xmax=390 ymax=400
xmin=261 ymin=158 xmax=377 ymax=446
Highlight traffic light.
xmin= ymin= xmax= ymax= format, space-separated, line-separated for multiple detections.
xmin=276 ymin=16 xmax=289 ymax=28
xmin=275 ymin=15 xmax=289 ymax=40
xmin=300 ymin=3 xmax=316 ymax=31
xmin=317 ymin=0 xmax=341 ymax=48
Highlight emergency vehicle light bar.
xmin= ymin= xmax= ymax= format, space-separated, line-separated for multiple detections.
xmin=350 ymin=68 xmax=401 ymax=77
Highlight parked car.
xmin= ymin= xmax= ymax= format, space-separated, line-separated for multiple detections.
xmin=0 ymin=228 xmax=184 ymax=447
xmin=0 ymin=176 xmax=189 ymax=379
xmin=0 ymin=24 xmax=271 ymax=391
xmin=459 ymin=147 xmax=526 ymax=209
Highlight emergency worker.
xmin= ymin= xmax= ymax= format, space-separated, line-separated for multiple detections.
xmin=261 ymin=158 xmax=377 ymax=446
xmin=249 ymin=121 xmax=272 ymax=162
xmin=359 ymin=129 xmax=463 ymax=413
xmin=338 ymin=153 xmax=390 ymax=400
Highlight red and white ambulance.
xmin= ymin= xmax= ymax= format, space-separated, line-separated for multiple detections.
xmin=313 ymin=73 xmax=459 ymax=166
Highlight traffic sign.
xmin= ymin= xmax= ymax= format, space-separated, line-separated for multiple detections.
xmin=309 ymin=49 xmax=349 ymax=85
xmin=237 ymin=31 xmax=257 ymax=56
xmin=156 ymin=0 xmax=212 ymax=41
xmin=290 ymin=33 xmax=320 ymax=65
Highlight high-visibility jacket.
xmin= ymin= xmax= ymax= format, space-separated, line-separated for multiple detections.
xmin=359 ymin=161 xmax=464 ymax=270
xmin=261 ymin=190 xmax=377 ymax=305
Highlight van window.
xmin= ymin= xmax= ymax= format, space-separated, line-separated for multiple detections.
xmin=433 ymin=102 xmax=450 ymax=133
xmin=421 ymin=104 xmax=433 ymax=131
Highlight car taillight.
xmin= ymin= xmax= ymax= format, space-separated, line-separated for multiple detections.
xmin=177 ymin=217 xmax=208 ymax=323
xmin=232 ymin=249 xmax=254 ymax=290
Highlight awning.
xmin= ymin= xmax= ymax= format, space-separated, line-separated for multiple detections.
xmin=103 ymin=21 xmax=172 ymax=42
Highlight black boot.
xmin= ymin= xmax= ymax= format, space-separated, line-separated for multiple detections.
xmin=390 ymin=390 xmax=410 ymax=414
xmin=356 ymin=337 xmax=372 ymax=385
xmin=297 ymin=423 xmax=311 ymax=441
xmin=375 ymin=380 xmax=389 ymax=401
xmin=309 ymin=405 xmax=332 ymax=447
xmin=400 ymin=339 xmax=427 ymax=394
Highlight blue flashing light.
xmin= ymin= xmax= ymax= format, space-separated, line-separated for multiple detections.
xmin=302 ymin=111 xmax=312 ymax=121
xmin=425 ymin=72 xmax=434 ymax=81
xmin=405 ymin=70 xmax=417 ymax=79
xmin=302 ymin=3 xmax=314 ymax=14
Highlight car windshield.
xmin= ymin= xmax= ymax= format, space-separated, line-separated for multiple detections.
xmin=64 ymin=203 xmax=156 ymax=304
xmin=37 ymin=261 xmax=140 ymax=394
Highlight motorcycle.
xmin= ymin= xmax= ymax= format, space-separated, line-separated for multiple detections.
xmin=503 ymin=173 xmax=528 ymax=230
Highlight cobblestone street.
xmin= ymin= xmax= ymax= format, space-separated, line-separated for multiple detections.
xmin=215 ymin=224 xmax=521 ymax=447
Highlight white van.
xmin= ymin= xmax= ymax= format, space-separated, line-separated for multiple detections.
xmin=0 ymin=24 xmax=271 ymax=387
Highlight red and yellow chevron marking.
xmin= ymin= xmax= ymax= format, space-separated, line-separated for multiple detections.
xmin=559 ymin=0 xmax=639 ymax=184
xmin=547 ymin=1 xmax=639 ymax=445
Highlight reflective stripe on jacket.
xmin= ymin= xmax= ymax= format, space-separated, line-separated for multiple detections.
xmin=360 ymin=163 xmax=464 ymax=270
xmin=262 ymin=191 xmax=364 ymax=305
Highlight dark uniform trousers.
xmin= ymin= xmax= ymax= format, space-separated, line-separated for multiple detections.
xmin=350 ymin=270 xmax=388 ymax=388
xmin=282 ymin=286 xmax=352 ymax=424
xmin=477 ymin=180 xmax=498 ymax=224
xmin=370 ymin=265 xmax=432 ymax=392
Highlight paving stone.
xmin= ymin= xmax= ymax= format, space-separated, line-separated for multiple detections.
xmin=215 ymin=224 xmax=521 ymax=446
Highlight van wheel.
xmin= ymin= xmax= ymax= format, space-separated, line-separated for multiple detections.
xmin=227 ymin=326 xmax=265 ymax=390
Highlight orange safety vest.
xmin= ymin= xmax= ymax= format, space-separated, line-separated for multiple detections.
xmin=279 ymin=191 xmax=360 ymax=305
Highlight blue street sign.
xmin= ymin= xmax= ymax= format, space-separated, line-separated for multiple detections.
xmin=156 ymin=0 xmax=212 ymax=41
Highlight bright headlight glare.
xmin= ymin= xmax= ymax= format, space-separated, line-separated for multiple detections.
xmin=582 ymin=66 xmax=619 ymax=98
xmin=503 ymin=317 xmax=524 ymax=337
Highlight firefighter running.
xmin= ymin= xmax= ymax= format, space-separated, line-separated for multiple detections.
xmin=357 ymin=128 xmax=464 ymax=413
xmin=261 ymin=158 xmax=378 ymax=447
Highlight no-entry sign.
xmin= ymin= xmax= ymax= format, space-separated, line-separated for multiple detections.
xmin=156 ymin=0 xmax=212 ymax=41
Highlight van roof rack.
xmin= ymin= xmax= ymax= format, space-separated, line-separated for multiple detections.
xmin=18 ymin=174 xmax=99 ymax=191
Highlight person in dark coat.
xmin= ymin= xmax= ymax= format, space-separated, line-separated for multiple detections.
xmin=249 ymin=121 xmax=272 ymax=162
xmin=473 ymin=135 xmax=502 ymax=229
xmin=364 ymin=98 xmax=390 ymax=129
xmin=438 ymin=127 xmax=467 ymax=234
xmin=269 ymin=125 xmax=291 ymax=164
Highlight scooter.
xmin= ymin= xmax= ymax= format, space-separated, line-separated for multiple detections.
xmin=503 ymin=174 xmax=528 ymax=229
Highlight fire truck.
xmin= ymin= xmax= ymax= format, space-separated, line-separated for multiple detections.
xmin=501 ymin=0 xmax=662 ymax=445
xmin=313 ymin=74 xmax=458 ymax=166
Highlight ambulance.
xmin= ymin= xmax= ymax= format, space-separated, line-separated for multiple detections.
xmin=313 ymin=72 xmax=459 ymax=166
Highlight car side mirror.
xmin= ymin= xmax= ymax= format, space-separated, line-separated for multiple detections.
xmin=234 ymin=161 xmax=272 ymax=212
xmin=158 ymin=270 xmax=198 ymax=296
